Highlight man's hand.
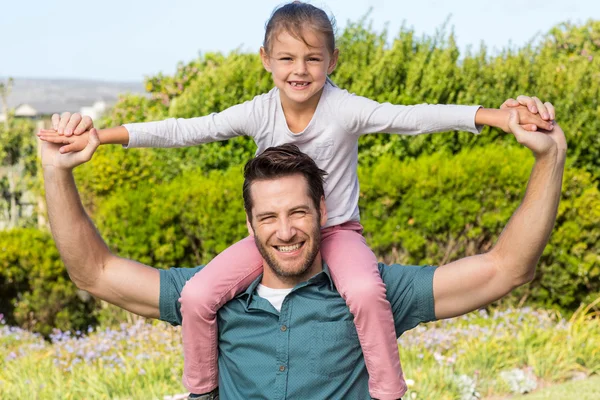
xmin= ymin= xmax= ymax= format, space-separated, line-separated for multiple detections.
xmin=51 ymin=112 xmax=94 ymax=136
xmin=41 ymin=128 xmax=100 ymax=169
xmin=508 ymin=109 xmax=567 ymax=159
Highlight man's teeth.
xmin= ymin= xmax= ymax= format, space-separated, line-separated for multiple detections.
xmin=277 ymin=243 xmax=302 ymax=252
xmin=290 ymin=82 xmax=309 ymax=87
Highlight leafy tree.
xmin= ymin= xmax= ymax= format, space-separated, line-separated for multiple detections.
xmin=0 ymin=78 xmax=38 ymax=228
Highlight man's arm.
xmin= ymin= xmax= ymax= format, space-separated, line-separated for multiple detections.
xmin=433 ymin=110 xmax=567 ymax=319
xmin=43 ymin=130 xmax=161 ymax=318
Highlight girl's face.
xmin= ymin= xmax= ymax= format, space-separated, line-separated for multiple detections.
xmin=260 ymin=29 xmax=338 ymax=110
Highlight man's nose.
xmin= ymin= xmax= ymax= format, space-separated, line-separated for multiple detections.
xmin=276 ymin=218 xmax=296 ymax=242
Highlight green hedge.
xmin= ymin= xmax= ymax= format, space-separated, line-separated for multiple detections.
xmin=93 ymin=167 xmax=247 ymax=269
xmin=0 ymin=229 xmax=96 ymax=336
xmin=359 ymin=145 xmax=600 ymax=310
xmin=2 ymin=144 xmax=597 ymax=333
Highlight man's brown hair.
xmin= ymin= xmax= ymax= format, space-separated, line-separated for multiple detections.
xmin=243 ymin=144 xmax=327 ymax=219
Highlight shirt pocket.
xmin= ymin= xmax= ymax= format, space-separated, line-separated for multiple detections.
xmin=309 ymin=139 xmax=334 ymax=161
xmin=309 ymin=321 xmax=361 ymax=377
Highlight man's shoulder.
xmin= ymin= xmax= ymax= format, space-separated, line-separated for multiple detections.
xmin=377 ymin=261 xmax=437 ymax=276
xmin=160 ymin=265 xmax=204 ymax=286
xmin=378 ymin=262 xmax=438 ymax=334
xmin=158 ymin=265 xmax=204 ymax=325
xmin=377 ymin=262 xmax=438 ymax=301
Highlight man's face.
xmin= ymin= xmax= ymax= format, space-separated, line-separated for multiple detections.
xmin=247 ymin=174 xmax=327 ymax=288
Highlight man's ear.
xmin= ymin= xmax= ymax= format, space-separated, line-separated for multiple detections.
xmin=327 ymin=48 xmax=339 ymax=75
xmin=319 ymin=196 xmax=328 ymax=227
xmin=246 ymin=215 xmax=255 ymax=237
xmin=260 ymin=47 xmax=272 ymax=73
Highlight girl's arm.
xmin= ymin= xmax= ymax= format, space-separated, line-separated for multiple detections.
xmin=96 ymin=126 xmax=129 ymax=145
xmin=337 ymin=90 xmax=553 ymax=136
xmin=38 ymin=126 xmax=128 ymax=153
xmin=39 ymin=99 xmax=262 ymax=153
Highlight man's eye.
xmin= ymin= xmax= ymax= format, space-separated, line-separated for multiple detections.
xmin=292 ymin=211 xmax=306 ymax=216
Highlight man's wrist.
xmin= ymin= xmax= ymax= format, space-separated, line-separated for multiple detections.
xmin=533 ymin=145 xmax=563 ymax=164
xmin=42 ymin=164 xmax=74 ymax=177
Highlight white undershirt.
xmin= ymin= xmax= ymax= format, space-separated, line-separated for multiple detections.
xmin=256 ymin=284 xmax=293 ymax=312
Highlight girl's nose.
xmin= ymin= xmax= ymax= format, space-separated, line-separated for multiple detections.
xmin=294 ymin=60 xmax=308 ymax=75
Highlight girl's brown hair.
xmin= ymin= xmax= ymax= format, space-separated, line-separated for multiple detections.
xmin=263 ymin=1 xmax=336 ymax=55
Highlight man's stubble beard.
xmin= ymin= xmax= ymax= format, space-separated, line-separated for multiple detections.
xmin=253 ymin=224 xmax=321 ymax=280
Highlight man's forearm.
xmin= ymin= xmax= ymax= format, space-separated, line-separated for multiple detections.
xmin=490 ymin=149 xmax=566 ymax=286
xmin=44 ymin=167 xmax=112 ymax=290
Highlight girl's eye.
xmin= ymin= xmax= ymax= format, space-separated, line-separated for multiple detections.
xmin=308 ymin=58 xmax=321 ymax=62
xmin=279 ymin=57 xmax=293 ymax=61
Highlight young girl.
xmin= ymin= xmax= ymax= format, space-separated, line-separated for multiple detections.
xmin=40 ymin=2 xmax=553 ymax=399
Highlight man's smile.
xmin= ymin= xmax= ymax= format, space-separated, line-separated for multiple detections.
xmin=274 ymin=242 xmax=305 ymax=253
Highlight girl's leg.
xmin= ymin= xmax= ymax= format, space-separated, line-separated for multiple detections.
xmin=321 ymin=222 xmax=407 ymax=400
xmin=179 ymin=236 xmax=263 ymax=394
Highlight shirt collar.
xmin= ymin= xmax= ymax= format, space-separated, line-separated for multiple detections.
xmin=240 ymin=262 xmax=335 ymax=308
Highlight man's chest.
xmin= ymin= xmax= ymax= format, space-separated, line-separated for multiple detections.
xmin=215 ymin=291 xmax=370 ymax=399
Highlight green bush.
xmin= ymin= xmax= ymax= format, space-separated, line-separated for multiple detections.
xmin=3 ymin=18 xmax=600 ymax=330
xmin=94 ymin=167 xmax=247 ymax=269
xmin=0 ymin=229 xmax=96 ymax=336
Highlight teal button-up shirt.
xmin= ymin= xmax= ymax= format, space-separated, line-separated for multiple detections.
xmin=159 ymin=263 xmax=437 ymax=399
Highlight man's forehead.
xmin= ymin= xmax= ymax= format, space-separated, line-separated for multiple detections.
xmin=250 ymin=175 xmax=312 ymax=211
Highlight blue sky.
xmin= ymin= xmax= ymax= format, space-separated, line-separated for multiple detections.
xmin=3 ymin=0 xmax=599 ymax=82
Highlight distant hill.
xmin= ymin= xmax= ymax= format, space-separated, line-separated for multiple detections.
xmin=1 ymin=77 xmax=146 ymax=115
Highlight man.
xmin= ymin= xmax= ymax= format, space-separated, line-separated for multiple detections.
xmin=42 ymin=110 xmax=566 ymax=399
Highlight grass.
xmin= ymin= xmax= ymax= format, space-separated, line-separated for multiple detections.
xmin=1 ymin=299 xmax=599 ymax=399
xmin=513 ymin=376 xmax=600 ymax=399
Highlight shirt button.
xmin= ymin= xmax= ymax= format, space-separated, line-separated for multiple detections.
xmin=280 ymin=325 xmax=287 ymax=332
xmin=279 ymin=365 xmax=286 ymax=372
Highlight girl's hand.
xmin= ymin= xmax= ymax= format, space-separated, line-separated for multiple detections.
xmin=507 ymin=105 xmax=554 ymax=133
xmin=500 ymin=95 xmax=555 ymax=132
xmin=501 ymin=95 xmax=555 ymax=121
xmin=38 ymin=129 xmax=89 ymax=153
xmin=50 ymin=112 xmax=94 ymax=136
xmin=41 ymin=129 xmax=100 ymax=170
